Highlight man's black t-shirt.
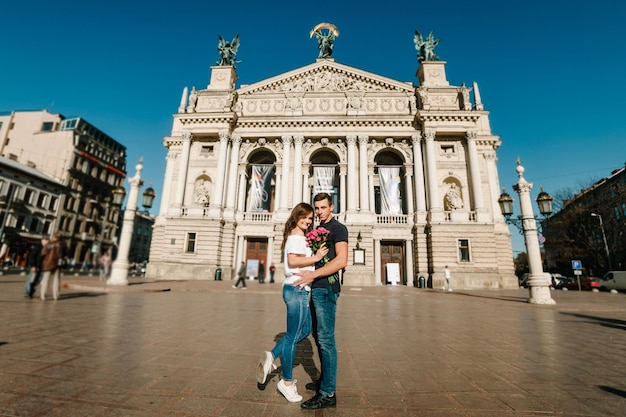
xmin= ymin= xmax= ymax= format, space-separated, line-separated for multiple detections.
xmin=311 ymin=216 xmax=348 ymax=293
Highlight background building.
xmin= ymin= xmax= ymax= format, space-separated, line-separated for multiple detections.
xmin=543 ymin=163 xmax=626 ymax=275
xmin=0 ymin=156 xmax=65 ymax=266
xmin=0 ymin=110 xmax=127 ymax=266
xmin=148 ymin=47 xmax=515 ymax=288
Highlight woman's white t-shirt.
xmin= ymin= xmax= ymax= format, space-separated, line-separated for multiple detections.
xmin=283 ymin=235 xmax=314 ymax=286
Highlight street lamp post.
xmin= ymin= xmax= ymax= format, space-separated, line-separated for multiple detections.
xmin=591 ymin=213 xmax=612 ymax=270
xmin=108 ymin=159 xmax=145 ymax=286
xmin=499 ymin=159 xmax=555 ymax=305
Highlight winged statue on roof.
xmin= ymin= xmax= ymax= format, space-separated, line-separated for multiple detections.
xmin=217 ymin=34 xmax=240 ymax=67
xmin=414 ymin=29 xmax=440 ymax=63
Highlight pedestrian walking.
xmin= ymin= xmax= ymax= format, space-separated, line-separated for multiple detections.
xmin=99 ymin=251 xmax=112 ymax=281
xmin=233 ymin=261 xmax=247 ymax=289
xmin=23 ymin=238 xmax=47 ymax=299
xmin=257 ymin=202 xmax=328 ymax=403
xmin=269 ymin=264 xmax=275 ymax=283
xmin=39 ymin=233 xmax=68 ymax=301
xmin=259 ymin=260 xmax=265 ymax=283
xmin=444 ymin=265 xmax=452 ymax=292
xmin=294 ymin=193 xmax=348 ymax=409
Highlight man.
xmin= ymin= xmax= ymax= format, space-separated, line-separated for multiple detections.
xmin=23 ymin=238 xmax=47 ymax=299
xmin=294 ymin=193 xmax=348 ymax=409
xmin=233 ymin=261 xmax=247 ymax=289
xmin=444 ymin=265 xmax=452 ymax=292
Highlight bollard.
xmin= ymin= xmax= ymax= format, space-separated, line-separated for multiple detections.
xmin=418 ymin=276 xmax=425 ymax=288
xmin=214 ymin=268 xmax=222 ymax=281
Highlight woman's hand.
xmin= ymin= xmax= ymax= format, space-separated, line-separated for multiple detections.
xmin=315 ymin=243 xmax=329 ymax=261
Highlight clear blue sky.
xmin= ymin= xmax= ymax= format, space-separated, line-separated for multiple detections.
xmin=2 ymin=0 xmax=625 ymax=253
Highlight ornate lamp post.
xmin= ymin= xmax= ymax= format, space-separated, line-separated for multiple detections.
xmin=498 ymin=159 xmax=555 ymax=305
xmin=591 ymin=213 xmax=612 ymax=270
xmin=108 ymin=158 xmax=148 ymax=286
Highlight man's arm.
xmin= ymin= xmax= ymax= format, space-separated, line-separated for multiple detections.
xmin=293 ymin=241 xmax=348 ymax=287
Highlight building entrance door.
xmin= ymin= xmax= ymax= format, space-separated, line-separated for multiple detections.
xmin=380 ymin=241 xmax=404 ymax=285
xmin=246 ymin=238 xmax=268 ymax=280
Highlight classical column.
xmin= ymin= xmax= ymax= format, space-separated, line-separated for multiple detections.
xmin=423 ymin=129 xmax=441 ymax=210
xmin=174 ymin=132 xmax=192 ymax=207
xmin=159 ymin=152 xmax=176 ymax=215
xmin=292 ymin=135 xmax=304 ymax=207
xmin=405 ymin=239 xmax=414 ymax=286
xmin=368 ymin=166 xmax=375 ymax=215
xmin=346 ymin=135 xmax=357 ymax=211
xmin=358 ymin=135 xmax=369 ymax=211
xmin=237 ymin=168 xmax=247 ymax=213
xmin=280 ymin=135 xmax=292 ymax=211
xmin=513 ymin=161 xmax=555 ymax=305
xmin=374 ymin=239 xmax=382 ymax=285
xmin=225 ymin=134 xmax=242 ymax=210
xmin=466 ymin=130 xmax=485 ymax=211
xmin=411 ymin=134 xmax=427 ymax=212
xmin=302 ymin=163 xmax=310 ymax=202
xmin=109 ymin=159 xmax=144 ymax=286
xmin=404 ymin=167 xmax=414 ymax=214
xmin=485 ymin=152 xmax=501 ymax=220
xmin=211 ymin=131 xmax=230 ymax=209
xmin=338 ymin=163 xmax=346 ymax=213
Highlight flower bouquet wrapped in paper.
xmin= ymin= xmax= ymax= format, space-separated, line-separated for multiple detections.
xmin=305 ymin=227 xmax=338 ymax=284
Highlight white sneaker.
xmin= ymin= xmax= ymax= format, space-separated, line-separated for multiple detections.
xmin=256 ymin=351 xmax=274 ymax=384
xmin=232 ymin=285 xmax=237 ymax=289
xmin=277 ymin=379 xmax=302 ymax=402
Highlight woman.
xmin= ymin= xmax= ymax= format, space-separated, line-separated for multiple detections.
xmin=256 ymin=203 xmax=328 ymax=402
xmin=40 ymin=233 xmax=67 ymax=301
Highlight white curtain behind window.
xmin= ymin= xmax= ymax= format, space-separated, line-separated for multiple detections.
xmin=379 ymin=167 xmax=402 ymax=215
xmin=247 ymin=165 xmax=273 ymax=212
xmin=313 ymin=166 xmax=335 ymax=195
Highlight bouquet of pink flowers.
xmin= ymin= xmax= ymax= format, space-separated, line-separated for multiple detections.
xmin=305 ymin=227 xmax=330 ymax=265
xmin=305 ymin=227 xmax=338 ymax=284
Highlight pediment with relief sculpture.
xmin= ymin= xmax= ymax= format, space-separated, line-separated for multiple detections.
xmin=238 ymin=59 xmax=414 ymax=95
xmin=234 ymin=59 xmax=416 ymax=117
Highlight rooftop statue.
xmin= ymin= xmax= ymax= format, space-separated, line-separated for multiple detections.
xmin=310 ymin=23 xmax=340 ymax=59
xmin=413 ymin=30 xmax=440 ymax=63
xmin=217 ymin=34 xmax=240 ymax=67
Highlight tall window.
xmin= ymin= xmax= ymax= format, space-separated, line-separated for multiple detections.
xmin=458 ymin=239 xmax=470 ymax=262
xmin=186 ymin=233 xmax=197 ymax=253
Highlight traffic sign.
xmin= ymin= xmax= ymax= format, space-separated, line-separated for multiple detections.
xmin=571 ymin=260 xmax=582 ymax=270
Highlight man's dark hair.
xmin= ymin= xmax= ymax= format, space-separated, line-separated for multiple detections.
xmin=313 ymin=192 xmax=333 ymax=204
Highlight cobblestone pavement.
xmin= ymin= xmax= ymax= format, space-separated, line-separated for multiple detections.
xmin=1 ymin=273 xmax=625 ymax=416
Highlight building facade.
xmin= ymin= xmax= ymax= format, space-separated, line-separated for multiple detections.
xmin=543 ymin=163 xmax=626 ymax=274
xmin=0 ymin=110 xmax=127 ymax=266
xmin=0 ymin=156 xmax=65 ymax=266
xmin=148 ymin=56 xmax=515 ymax=288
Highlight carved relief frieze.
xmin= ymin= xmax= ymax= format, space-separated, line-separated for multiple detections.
xmin=268 ymin=69 xmax=386 ymax=93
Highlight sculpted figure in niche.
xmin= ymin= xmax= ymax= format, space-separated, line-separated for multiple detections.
xmin=444 ymin=183 xmax=464 ymax=210
xmin=194 ymin=179 xmax=211 ymax=206
xmin=187 ymin=87 xmax=198 ymax=112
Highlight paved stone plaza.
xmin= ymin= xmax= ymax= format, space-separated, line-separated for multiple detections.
xmin=1 ymin=274 xmax=625 ymax=416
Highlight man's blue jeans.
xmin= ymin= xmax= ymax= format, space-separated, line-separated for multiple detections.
xmin=271 ymin=285 xmax=311 ymax=381
xmin=24 ymin=268 xmax=40 ymax=297
xmin=310 ymin=287 xmax=339 ymax=396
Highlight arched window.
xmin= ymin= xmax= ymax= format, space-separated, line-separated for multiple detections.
xmin=310 ymin=150 xmax=340 ymax=212
xmin=246 ymin=150 xmax=276 ymax=212
xmin=374 ymin=151 xmax=405 ymax=215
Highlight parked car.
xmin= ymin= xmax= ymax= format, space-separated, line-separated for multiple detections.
xmin=519 ymin=273 xmax=557 ymax=288
xmin=556 ymin=276 xmax=601 ymax=291
xmin=600 ymin=271 xmax=626 ymax=292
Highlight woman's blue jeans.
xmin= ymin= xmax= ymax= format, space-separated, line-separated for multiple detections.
xmin=271 ymin=284 xmax=311 ymax=381
xmin=310 ymin=287 xmax=339 ymax=396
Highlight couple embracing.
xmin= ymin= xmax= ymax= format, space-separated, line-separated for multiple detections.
xmin=256 ymin=192 xmax=348 ymax=410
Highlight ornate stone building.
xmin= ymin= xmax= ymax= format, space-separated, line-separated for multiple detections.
xmin=148 ymin=52 xmax=516 ymax=288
